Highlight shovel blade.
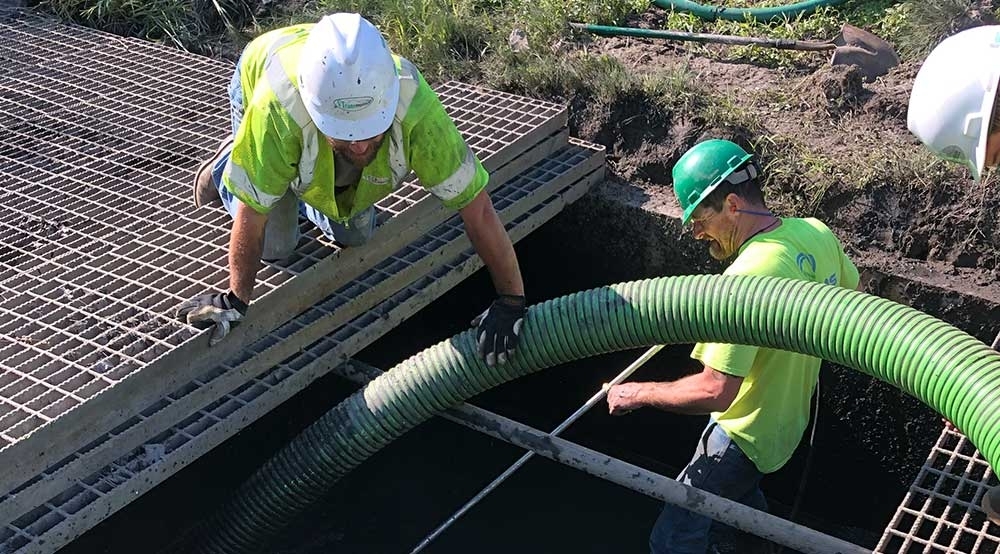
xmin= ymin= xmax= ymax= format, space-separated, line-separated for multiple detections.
xmin=830 ymin=24 xmax=900 ymax=82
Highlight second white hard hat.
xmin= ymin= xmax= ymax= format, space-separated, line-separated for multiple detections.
xmin=297 ymin=13 xmax=400 ymax=141
xmin=907 ymin=25 xmax=1000 ymax=182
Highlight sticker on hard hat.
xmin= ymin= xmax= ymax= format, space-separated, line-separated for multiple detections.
xmin=941 ymin=145 xmax=968 ymax=163
xmin=333 ymin=97 xmax=375 ymax=112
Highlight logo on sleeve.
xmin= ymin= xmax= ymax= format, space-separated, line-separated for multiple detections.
xmin=796 ymin=252 xmax=817 ymax=280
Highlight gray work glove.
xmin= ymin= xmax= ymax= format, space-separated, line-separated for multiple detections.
xmin=471 ymin=294 xmax=525 ymax=366
xmin=175 ymin=290 xmax=248 ymax=346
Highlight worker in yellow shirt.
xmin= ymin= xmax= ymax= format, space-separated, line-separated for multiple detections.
xmin=607 ymin=140 xmax=859 ymax=553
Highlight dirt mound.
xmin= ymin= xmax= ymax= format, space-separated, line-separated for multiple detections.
xmin=791 ymin=64 xmax=870 ymax=118
xmin=863 ymin=61 xmax=920 ymax=122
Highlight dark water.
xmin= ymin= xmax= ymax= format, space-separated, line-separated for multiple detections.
xmin=61 ymin=222 xmax=889 ymax=553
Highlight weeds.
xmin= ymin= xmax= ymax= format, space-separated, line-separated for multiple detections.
xmin=657 ymin=1 xmax=911 ymax=67
xmin=35 ymin=0 xmax=248 ymax=51
xmin=889 ymin=0 xmax=981 ymax=59
xmin=481 ymin=49 xmax=693 ymax=111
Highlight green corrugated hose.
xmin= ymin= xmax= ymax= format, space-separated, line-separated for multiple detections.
xmin=197 ymin=274 xmax=1000 ymax=553
xmin=652 ymin=0 xmax=846 ymax=22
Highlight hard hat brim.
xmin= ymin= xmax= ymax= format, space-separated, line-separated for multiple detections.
xmin=679 ymin=154 xmax=754 ymax=225
xmin=972 ymin=75 xmax=999 ymax=182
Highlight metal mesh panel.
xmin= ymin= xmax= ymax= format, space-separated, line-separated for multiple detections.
xmin=0 ymin=145 xmax=604 ymax=553
xmin=877 ymin=426 xmax=1000 ymax=553
xmin=0 ymin=12 xmax=565 ymax=454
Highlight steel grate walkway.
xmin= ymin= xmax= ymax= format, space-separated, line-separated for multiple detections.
xmin=878 ymin=426 xmax=1000 ymax=553
xmin=0 ymin=7 xmax=607 ymax=552
xmin=0 ymin=141 xmax=604 ymax=553
xmin=0 ymin=6 xmax=571 ymax=500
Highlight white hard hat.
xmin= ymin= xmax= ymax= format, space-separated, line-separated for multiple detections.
xmin=297 ymin=13 xmax=400 ymax=141
xmin=908 ymin=25 xmax=1000 ymax=182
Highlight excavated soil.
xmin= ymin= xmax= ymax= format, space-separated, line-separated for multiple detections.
xmin=566 ymin=11 xmax=1000 ymax=298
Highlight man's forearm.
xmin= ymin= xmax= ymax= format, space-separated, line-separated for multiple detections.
xmin=460 ymin=191 xmax=524 ymax=296
xmin=636 ymin=378 xmax=726 ymax=415
xmin=229 ymin=203 xmax=267 ymax=303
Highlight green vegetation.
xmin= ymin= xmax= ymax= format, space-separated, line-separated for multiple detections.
xmin=889 ymin=0 xmax=985 ymax=59
xmin=659 ymin=0 xmax=905 ymax=68
xmin=32 ymin=0 xmax=989 ymax=214
xmin=31 ymin=0 xmax=945 ymax=95
xmin=35 ymin=0 xmax=248 ymax=50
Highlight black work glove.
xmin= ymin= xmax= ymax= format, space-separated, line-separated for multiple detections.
xmin=175 ymin=290 xmax=249 ymax=346
xmin=471 ymin=294 xmax=526 ymax=366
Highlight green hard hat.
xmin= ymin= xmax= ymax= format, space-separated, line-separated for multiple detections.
xmin=673 ymin=139 xmax=754 ymax=225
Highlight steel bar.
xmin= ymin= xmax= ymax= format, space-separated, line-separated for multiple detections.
xmin=328 ymin=360 xmax=871 ymax=554
xmin=0 ymin=129 xmax=575 ymax=527
xmin=876 ymin=425 xmax=1000 ymax=553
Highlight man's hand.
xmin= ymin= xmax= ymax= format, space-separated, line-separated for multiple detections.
xmin=607 ymin=383 xmax=645 ymax=415
xmin=175 ymin=290 xmax=249 ymax=346
xmin=471 ymin=294 xmax=525 ymax=366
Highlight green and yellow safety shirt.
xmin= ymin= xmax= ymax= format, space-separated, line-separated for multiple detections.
xmin=223 ymin=24 xmax=489 ymax=222
xmin=691 ymin=217 xmax=860 ymax=474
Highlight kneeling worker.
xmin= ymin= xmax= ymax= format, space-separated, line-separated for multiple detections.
xmin=175 ymin=13 xmax=525 ymax=365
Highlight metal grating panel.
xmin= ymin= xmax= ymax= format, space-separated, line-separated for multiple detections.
xmin=0 ymin=141 xmax=604 ymax=530
xmin=0 ymin=11 xmax=567 ymax=489
xmin=0 ymin=144 xmax=605 ymax=553
xmin=877 ymin=426 xmax=1000 ymax=553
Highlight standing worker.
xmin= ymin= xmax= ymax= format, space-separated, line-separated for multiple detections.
xmin=174 ymin=13 xmax=526 ymax=366
xmin=908 ymin=24 xmax=1000 ymax=182
xmin=606 ymin=139 xmax=860 ymax=554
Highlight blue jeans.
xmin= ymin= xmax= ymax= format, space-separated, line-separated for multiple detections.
xmin=210 ymin=55 xmax=376 ymax=258
xmin=650 ymin=421 xmax=767 ymax=554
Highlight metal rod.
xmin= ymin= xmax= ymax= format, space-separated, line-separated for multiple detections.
xmin=568 ymin=22 xmax=836 ymax=51
xmin=333 ymin=359 xmax=871 ymax=554
xmin=408 ymin=345 xmax=664 ymax=554
xmin=443 ymin=401 xmax=871 ymax=554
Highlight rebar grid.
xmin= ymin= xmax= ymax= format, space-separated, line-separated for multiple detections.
xmin=0 ymin=14 xmax=565 ymax=453
xmin=877 ymin=426 xmax=1000 ymax=553
xmin=0 ymin=153 xmax=603 ymax=553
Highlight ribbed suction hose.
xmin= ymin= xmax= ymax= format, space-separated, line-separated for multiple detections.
xmin=197 ymin=274 xmax=1000 ymax=553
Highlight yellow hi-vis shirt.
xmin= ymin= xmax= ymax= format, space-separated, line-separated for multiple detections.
xmin=223 ymin=24 xmax=489 ymax=222
xmin=691 ymin=217 xmax=859 ymax=474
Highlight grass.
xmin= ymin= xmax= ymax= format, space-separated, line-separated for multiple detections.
xmin=659 ymin=0 xmax=907 ymax=68
xmin=32 ymin=0 xmax=944 ymax=86
xmin=33 ymin=0 xmax=984 ymax=213
xmin=34 ymin=0 xmax=249 ymax=51
xmin=888 ymin=0 xmax=986 ymax=59
xmin=257 ymin=0 xmax=651 ymax=81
